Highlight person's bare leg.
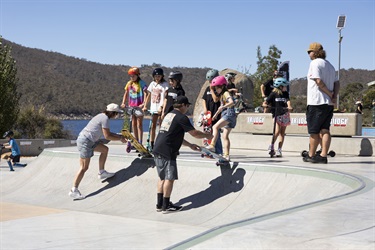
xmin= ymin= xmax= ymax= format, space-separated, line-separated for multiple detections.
xmin=73 ymin=157 xmax=90 ymax=188
xmin=94 ymin=144 xmax=108 ymax=171
xmin=309 ymin=133 xmax=320 ymax=157
xmin=319 ymin=129 xmax=331 ymax=157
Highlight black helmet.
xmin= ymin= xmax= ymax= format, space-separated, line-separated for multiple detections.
xmin=3 ymin=130 xmax=14 ymax=138
xmin=168 ymin=71 xmax=183 ymax=82
xmin=152 ymin=68 xmax=164 ymax=77
xmin=206 ymin=69 xmax=219 ymax=81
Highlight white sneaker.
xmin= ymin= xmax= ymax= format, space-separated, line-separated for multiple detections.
xmin=69 ymin=189 xmax=85 ymax=200
xmin=223 ymin=155 xmax=230 ymax=161
xmin=276 ymin=148 xmax=282 ymax=157
xmin=98 ymin=170 xmax=115 ymax=180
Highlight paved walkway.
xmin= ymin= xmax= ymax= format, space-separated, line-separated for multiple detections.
xmin=0 ymin=144 xmax=374 ymax=249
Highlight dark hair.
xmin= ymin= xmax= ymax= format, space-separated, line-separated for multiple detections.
xmin=104 ymin=110 xmax=118 ymax=118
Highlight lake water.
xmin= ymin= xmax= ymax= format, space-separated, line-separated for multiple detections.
xmin=62 ymin=119 xmax=152 ymax=138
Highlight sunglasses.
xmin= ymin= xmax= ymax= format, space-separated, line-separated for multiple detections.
xmin=307 ymin=50 xmax=313 ymax=54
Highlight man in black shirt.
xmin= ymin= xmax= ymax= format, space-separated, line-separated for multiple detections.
xmin=153 ymin=96 xmax=213 ymax=213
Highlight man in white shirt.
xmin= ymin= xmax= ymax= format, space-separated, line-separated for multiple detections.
xmin=304 ymin=42 xmax=340 ymax=164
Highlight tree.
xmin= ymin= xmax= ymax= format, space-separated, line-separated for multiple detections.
xmin=251 ymin=45 xmax=282 ymax=107
xmin=0 ymin=38 xmax=20 ymax=135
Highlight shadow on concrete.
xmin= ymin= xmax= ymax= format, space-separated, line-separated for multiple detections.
xmin=85 ymin=158 xmax=154 ymax=199
xmin=175 ymin=162 xmax=246 ymax=211
xmin=359 ymin=138 xmax=373 ymax=156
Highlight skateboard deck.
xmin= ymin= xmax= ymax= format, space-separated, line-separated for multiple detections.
xmin=301 ymin=149 xmax=336 ymax=158
xmin=121 ymin=129 xmax=152 ymax=158
xmin=202 ymin=111 xmax=212 ymax=146
xmin=200 ymin=147 xmax=229 ymax=166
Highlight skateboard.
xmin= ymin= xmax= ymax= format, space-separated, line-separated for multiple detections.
xmin=202 ymin=111 xmax=212 ymax=146
xmin=200 ymin=147 xmax=229 ymax=166
xmin=301 ymin=149 xmax=336 ymax=158
xmin=121 ymin=129 xmax=152 ymax=158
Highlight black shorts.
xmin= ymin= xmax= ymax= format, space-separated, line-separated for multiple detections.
xmin=10 ymin=154 xmax=21 ymax=163
xmin=306 ymin=105 xmax=334 ymax=134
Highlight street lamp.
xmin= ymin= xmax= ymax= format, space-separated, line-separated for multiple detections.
xmin=336 ymin=15 xmax=346 ymax=108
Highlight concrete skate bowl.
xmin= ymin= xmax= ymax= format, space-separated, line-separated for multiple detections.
xmin=1 ymin=149 xmax=365 ymax=241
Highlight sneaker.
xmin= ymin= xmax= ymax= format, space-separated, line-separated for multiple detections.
xmin=162 ymin=202 xmax=183 ymax=214
xmin=98 ymin=170 xmax=115 ymax=180
xmin=69 ymin=189 xmax=85 ymax=200
xmin=156 ymin=205 xmax=162 ymax=212
xmin=310 ymin=155 xmax=328 ymax=164
xmin=268 ymin=144 xmax=274 ymax=153
xmin=206 ymin=145 xmax=215 ymax=153
xmin=276 ymin=148 xmax=282 ymax=157
xmin=303 ymin=155 xmax=313 ymax=162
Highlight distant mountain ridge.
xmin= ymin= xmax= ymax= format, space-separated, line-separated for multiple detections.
xmin=3 ymin=39 xmax=209 ymax=117
xmin=3 ymin=38 xmax=374 ymax=117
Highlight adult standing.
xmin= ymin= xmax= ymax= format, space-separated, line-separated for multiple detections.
xmin=304 ymin=42 xmax=340 ymax=164
xmin=69 ymin=103 xmax=127 ymax=200
xmin=153 ymin=96 xmax=212 ymax=213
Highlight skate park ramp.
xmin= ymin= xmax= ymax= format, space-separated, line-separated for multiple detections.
xmin=1 ymin=148 xmax=364 ymax=225
xmin=0 ymin=147 xmax=367 ymax=249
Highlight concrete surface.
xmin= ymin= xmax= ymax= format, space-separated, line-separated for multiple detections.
xmin=0 ymin=140 xmax=374 ymax=250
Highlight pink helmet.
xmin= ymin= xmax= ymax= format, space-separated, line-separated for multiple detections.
xmin=210 ymin=75 xmax=227 ymax=87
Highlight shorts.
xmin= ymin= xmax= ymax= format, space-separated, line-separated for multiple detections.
xmin=154 ymin=155 xmax=178 ymax=180
xmin=306 ymin=105 xmax=334 ymax=134
xmin=221 ymin=109 xmax=237 ymax=129
xmin=10 ymin=154 xmax=20 ymax=163
xmin=130 ymin=107 xmax=144 ymax=117
xmin=77 ymin=136 xmax=106 ymax=159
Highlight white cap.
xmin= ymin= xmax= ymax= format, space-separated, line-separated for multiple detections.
xmin=106 ymin=103 xmax=123 ymax=113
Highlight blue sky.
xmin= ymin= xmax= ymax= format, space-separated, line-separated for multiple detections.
xmin=1 ymin=0 xmax=374 ymax=80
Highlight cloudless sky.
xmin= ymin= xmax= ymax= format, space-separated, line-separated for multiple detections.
xmin=1 ymin=0 xmax=374 ymax=80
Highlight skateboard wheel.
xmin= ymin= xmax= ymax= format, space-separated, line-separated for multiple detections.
xmin=201 ymin=154 xmax=204 ymax=158
xmin=329 ymin=151 xmax=336 ymax=157
xmin=301 ymin=150 xmax=308 ymax=157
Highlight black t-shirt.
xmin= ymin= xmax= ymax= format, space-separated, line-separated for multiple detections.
xmin=356 ymin=103 xmax=363 ymax=114
xmin=202 ymin=86 xmax=221 ymax=123
xmin=262 ymin=79 xmax=274 ymax=97
xmin=153 ymin=109 xmax=194 ymax=160
xmin=164 ymin=85 xmax=185 ymax=115
xmin=266 ymin=91 xmax=289 ymax=117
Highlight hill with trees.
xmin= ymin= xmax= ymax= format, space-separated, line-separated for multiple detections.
xmin=3 ymin=38 xmax=375 ymax=122
xmin=3 ymin=39 xmax=210 ymax=118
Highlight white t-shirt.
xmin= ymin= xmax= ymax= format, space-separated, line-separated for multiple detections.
xmin=307 ymin=58 xmax=337 ymax=106
xmin=147 ymin=81 xmax=169 ymax=113
xmin=79 ymin=113 xmax=110 ymax=142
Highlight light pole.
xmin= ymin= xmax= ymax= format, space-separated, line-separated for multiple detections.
xmin=336 ymin=15 xmax=346 ymax=108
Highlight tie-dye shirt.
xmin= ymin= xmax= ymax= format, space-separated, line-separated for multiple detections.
xmin=124 ymin=79 xmax=148 ymax=107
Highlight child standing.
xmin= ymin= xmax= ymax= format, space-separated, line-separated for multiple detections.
xmin=263 ymin=77 xmax=292 ymax=157
xmin=121 ymin=67 xmax=149 ymax=145
xmin=206 ymin=76 xmax=236 ymax=161
xmin=201 ymin=69 xmax=223 ymax=154
xmin=144 ymin=68 xmax=169 ymax=150
xmin=2 ymin=130 xmax=27 ymax=171
xmin=161 ymin=71 xmax=185 ymax=121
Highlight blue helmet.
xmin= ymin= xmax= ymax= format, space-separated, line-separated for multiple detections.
xmin=273 ymin=77 xmax=289 ymax=88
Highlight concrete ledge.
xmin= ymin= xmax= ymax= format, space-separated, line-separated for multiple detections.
xmin=0 ymin=139 xmax=77 ymax=156
xmin=184 ymin=133 xmax=375 ymax=156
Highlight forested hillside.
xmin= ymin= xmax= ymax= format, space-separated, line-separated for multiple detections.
xmin=4 ymin=39 xmax=209 ymax=117
xmin=3 ymin=38 xmax=375 ymax=118
xmin=290 ymin=69 xmax=374 ymax=97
